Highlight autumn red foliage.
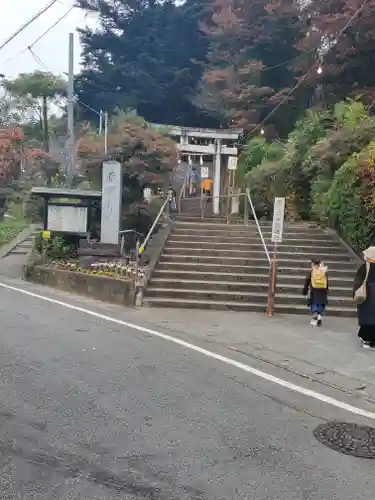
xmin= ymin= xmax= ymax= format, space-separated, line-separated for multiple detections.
xmin=0 ymin=127 xmax=23 ymax=187
xmin=295 ymin=0 xmax=375 ymax=104
xmin=201 ymin=0 xmax=307 ymax=134
xmin=77 ymin=121 xmax=176 ymax=188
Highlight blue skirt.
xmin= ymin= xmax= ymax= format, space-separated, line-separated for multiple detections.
xmin=310 ymin=304 xmax=326 ymax=314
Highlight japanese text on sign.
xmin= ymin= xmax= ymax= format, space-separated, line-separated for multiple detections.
xmin=201 ymin=166 xmax=209 ymax=179
xmin=271 ymin=197 xmax=285 ymax=243
xmin=228 ymin=156 xmax=237 ymax=170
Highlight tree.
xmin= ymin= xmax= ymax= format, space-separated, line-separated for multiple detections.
xmin=3 ymin=71 xmax=67 ymax=152
xmin=24 ymin=148 xmax=61 ymax=186
xmin=279 ymin=107 xmax=334 ymax=218
xmin=75 ymin=0 xmax=212 ymax=126
xmin=326 ymin=144 xmax=375 ymax=252
xmin=0 ymin=88 xmax=36 ymax=128
xmin=0 ymin=127 xmax=23 ymax=219
xmin=295 ymin=0 xmax=375 ymax=106
xmin=200 ymin=0 xmax=310 ymax=134
xmin=77 ymin=111 xmax=176 ymax=198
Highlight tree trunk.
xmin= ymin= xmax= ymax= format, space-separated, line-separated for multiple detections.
xmin=42 ymin=95 xmax=49 ymax=152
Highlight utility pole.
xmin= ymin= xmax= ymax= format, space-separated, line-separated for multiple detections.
xmin=67 ymin=32 xmax=74 ymax=188
xmin=104 ymin=111 xmax=108 ymax=155
xmin=99 ymin=110 xmax=103 ymax=135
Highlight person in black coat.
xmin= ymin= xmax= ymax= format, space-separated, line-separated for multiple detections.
xmin=353 ymin=246 xmax=375 ymax=349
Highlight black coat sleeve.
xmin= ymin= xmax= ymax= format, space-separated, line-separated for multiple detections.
xmin=302 ymin=272 xmax=311 ymax=296
xmin=353 ymin=263 xmax=366 ymax=297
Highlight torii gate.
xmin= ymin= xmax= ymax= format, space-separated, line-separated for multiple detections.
xmin=169 ymin=126 xmax=243 ymax=215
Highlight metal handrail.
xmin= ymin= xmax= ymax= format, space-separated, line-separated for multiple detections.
xmin=181 ymin=192 xmax=246 ymax=202
xmin=139 ymin=196 xmax=169 ymax=255
xmin=119 ymin=229 xmax=144 ymax=260
xmin=246 ymin=188 xmax=271 ymax=265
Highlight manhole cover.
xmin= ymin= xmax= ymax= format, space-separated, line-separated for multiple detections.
xmin=314 ymin=421 xmax=375 ymax=458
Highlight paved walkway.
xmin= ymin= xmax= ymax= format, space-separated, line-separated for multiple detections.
xmin=1 ymin=242 xmax=374 ymax=411
xmin=7 ymin=274 xmax=374 ymax=411
xmin=135 ymin=307 xmax=375 ymax=403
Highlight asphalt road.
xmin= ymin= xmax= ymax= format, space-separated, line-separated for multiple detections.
xmin=1 ymin=284 xmax=375 ymax=499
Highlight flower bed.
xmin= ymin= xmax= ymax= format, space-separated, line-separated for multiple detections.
xmin=47 ymin=259 xmax=145 ymax=279
xmin=28 ymin=264 xmax=136 ymax=306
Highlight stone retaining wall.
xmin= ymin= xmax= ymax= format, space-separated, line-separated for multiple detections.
xmin=29 ymin=266 xmax=134 ymax=306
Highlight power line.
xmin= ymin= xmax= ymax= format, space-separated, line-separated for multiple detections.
xmin=76 ymin=98 xmax=101 ymax=116
xmin=29 ymin=7 xmax=74 ymax=50
xmin=260 ymin=3 xmax=375 ymax=73
xmin=247 ymin=0 xmax=372 ymax=138
xmin=2 ymin=6 xmax=74 ymax=66
xmin=28 ymin=48 xmax=49 ymax=70
xmin=261 ymin=49 xmax=315 ymax=73
xmin=20 ymin=46 xmax=100 ymax=118
xmin=0 ymin=0 xmax=60 ymax=53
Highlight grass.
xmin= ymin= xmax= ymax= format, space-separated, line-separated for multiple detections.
xmin=0 ymin=203 xmax=28 ymax=247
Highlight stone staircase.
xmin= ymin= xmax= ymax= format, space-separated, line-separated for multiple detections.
xmin=0 ymin=225 xmax=40 ymax=279
xmin=143 ymin=215 xmax=358 ymax=317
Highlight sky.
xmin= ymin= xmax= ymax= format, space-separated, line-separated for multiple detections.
xmin=0 ymin=0 xmax=97 ymax=79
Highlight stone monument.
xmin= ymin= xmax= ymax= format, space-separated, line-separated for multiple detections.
xmin=100 ymin=161 xmax=122 ymax=244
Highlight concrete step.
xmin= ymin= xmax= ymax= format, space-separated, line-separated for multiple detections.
xmin=151 ymin=269 xmax=355 ymax=285
xmin=172 ymin=227 xmax=333 ymax=240
xmin=174 ymin=220 xmax=330 ymax=232
xmin=146 ymin=287 xmax=354 ymax=306
xmin=8 ymin=248 xmax=30 ymax=255
xmin=167 ymin=237 xmax=343 ymax=251
xmin=159 ymin=253 xmax=357 ymax=268
xmin=163 ymin=247 xmax=351 ymax=262
xmin=16 ymin=242 xmax=33 ymax=248
xmin=149 ymin=278 xmax=352 ymax=296
xmin=175 ymin=216 xmax=245 ymax=224
xmin=156 ymin=261 xmax=358 ymax=277
xmin=143 ymin=297 xmax=356 ymax=317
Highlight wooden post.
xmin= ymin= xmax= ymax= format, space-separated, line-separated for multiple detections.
xmin=200 ymin=179 xmax=204 ymax=218
xmin=266 ymin=243 xmax=278 ymax=316
xmin=226 ymin=169 xmax=231 ymax=224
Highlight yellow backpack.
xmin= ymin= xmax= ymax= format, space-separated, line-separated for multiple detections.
xmin=311 ymin=268 xmax=327 ymax=289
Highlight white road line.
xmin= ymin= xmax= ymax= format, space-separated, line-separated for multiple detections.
xmin=0 ymin=280 xmax=374 ymax=420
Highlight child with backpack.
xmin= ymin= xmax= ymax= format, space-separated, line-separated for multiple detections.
xmin=302 ymin=259 xmax=329 ymax=326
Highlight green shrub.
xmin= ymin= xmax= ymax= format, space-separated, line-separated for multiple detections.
xmin=35 ymin=233 xmax=76 ymax=260
xmin=248 ymin=160 xmax=285 ymax=219
xmin=326 ymin=150 xmax=375 ymax=253
xmin=24 ymin=193 xmax=44 ymax=223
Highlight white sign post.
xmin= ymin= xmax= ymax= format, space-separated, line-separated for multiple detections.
xmin=271 ymin=197 xmax=286 ymax=243
xmin=268 ymin=197 xmax=285 ymax=316
xmin=201 ymin=166 xmax=209 ymax=179
xmin=228 ymin=156 xmax=237 ymax=170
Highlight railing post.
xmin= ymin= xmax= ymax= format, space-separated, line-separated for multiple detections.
xmin=120 ymin=234 xmax=125 ymax=265
xmin=132 ymin=239 xmax=140 ymax=306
